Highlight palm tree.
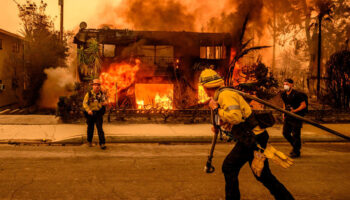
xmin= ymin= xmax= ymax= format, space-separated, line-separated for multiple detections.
xmin=77 ymin=46 xmax=88 ymax=77
xmin=85 ymin=38 xmax=101 ymax=78
xmin=226 ymin=15 xmax=270 ymax=86
xmin=77 ymin=38 xmax=101 ymax=80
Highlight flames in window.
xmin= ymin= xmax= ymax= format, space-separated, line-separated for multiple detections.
xmin=99 ymin=59 xmax=140 ymax=104
xmin=135 ymin=84 xmax=173 ymax=110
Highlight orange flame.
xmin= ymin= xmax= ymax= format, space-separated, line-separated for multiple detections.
xmin=154 ymin=93 xmax=173 ymax=110
xmin=198 ymin=85 xmax=210 ymax=103
xmin=136 ymin=100 xmax=144 ymax=109
xmin=230 ymin=48 xmax=236 ymax=63
xmin=99 ymin=59 xmax=140 ymax=104
xmin=135 ymin=84 xmax=173 ymax=110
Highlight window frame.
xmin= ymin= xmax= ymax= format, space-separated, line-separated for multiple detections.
xmin=200 ymin=45 xmax=226 ymax=60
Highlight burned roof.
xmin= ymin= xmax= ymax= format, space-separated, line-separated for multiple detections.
xmin=74 ymin=28 xmax=234 ymax=46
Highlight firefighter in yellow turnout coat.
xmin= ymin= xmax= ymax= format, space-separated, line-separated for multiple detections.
xmin=200 ymin=69 xmax=294 ymax=200
xmin=83 ymin=79 xmax=107 ymax=150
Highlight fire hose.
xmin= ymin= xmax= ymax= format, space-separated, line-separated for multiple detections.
xmin=205 ymin=88 xmax=350 ymax=173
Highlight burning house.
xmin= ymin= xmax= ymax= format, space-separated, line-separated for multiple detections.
xmin=73 ymin=24 xmax=235 ymax=111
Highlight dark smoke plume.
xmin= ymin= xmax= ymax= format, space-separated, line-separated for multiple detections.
xmin=206 ymin=0 xmax=265 ymax=37
xmin=118 ymin=0 xmax=195 ymax=31
xmin=97 ymin=0 xmax=269 ymax=37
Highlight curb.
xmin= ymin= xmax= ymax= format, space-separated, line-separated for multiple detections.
xmin=1 ymin=135 xmax=347 ymax=144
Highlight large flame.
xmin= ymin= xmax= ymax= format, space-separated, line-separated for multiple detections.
xmin=135 ymin=84 xmax=173 ymax=110
xmin=99 ymin=59 xmax=140 ymax=104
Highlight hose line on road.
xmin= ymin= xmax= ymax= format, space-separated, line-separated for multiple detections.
xmin=229 ymin=88 xmax=350 ymax=141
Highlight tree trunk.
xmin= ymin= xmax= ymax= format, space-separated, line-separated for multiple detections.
xmin=301 ymin=0 xmax=314 ymax=94
xmin=317 ymin=16 xmax=323 ymax=99
xmin=272 ymin=5 xmax=276 ymax=72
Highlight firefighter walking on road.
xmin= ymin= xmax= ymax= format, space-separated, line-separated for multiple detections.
xmin=83 ymin=79 xmax=107 ymax=150
xmin=200 ymin=69 xmax=294 ymax=200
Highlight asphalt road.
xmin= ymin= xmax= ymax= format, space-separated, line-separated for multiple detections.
xmin=0 ymin=142 xmax=349 ymax=200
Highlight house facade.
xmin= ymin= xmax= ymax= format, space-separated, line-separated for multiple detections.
xmin=0 ymin=28 xmax=24 ymax=108
xmin=74 ymin=27 xmax=234 ymax=109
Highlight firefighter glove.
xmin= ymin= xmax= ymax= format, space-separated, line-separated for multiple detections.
xmin=263 ymin=144 xmax=294 ymax=168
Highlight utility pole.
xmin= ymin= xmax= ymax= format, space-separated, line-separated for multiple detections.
xmin=272 ymin=5 xmax=276 ymax=72
xmin=59 ymin=0 xmax=64 ymax=42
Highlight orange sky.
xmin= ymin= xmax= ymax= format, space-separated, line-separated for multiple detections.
xmin=0 ymin=0 xmax=121 ymax=35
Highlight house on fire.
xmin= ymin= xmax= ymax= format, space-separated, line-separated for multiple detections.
xmin=73 ymin=25 xmax=235 ymax=109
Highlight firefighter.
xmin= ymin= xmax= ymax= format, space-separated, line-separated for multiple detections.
xmin=83 ymin=79 xmax=107 ymax=150
xmin=199 ymin=69 xmax=294 ymax=200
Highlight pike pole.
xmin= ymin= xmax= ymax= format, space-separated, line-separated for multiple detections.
xmin=230 ymin=88 xmax=350 ymax=141
xmin=204 ymin=108 xmax=220 ymax=173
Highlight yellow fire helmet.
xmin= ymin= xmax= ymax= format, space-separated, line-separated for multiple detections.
xmin=199 ymin=69 xmax=225 ymax=88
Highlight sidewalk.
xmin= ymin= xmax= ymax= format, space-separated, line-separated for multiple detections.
xmin=0 ymin=115 xmax=349 ymax=144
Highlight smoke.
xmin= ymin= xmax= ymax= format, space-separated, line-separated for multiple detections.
xmin=205 ymin=0 xmax=266 ymax=37
xmin=94 ymin=0 xmax=270 ymax=38
xmin=38 ymin=67 xmax=75 ymax=108
xmin=38 ymin=37 xmax=77 ymax=109
xmin=94 ymin=0 xmax=227 ymax=32
xmin=116 ymin=0 xmax=196 ymax=31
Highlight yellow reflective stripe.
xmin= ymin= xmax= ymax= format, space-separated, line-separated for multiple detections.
xmin=199 ymin=74 xmax=223 ymax=84
xmin=225 ymin=105 xmax=240 ymax=111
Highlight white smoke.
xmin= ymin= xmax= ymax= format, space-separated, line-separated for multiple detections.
xmin=38 ymin=67 xmax=75 ymax=108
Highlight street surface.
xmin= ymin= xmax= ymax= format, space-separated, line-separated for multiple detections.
xmin=0 ymin=143 xmax=349 ymax=200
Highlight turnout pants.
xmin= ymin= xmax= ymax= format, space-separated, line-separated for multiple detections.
xmin=84 ymin=107 xmax=106 ymax=145
xmin=283 ymin=120 xmax=302 ymax=155
xmin=222 ymin=131 xmax=294 ymax=200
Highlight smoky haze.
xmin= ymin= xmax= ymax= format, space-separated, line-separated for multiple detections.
xmin=96 ymin=0 xmax=271 ymax=38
